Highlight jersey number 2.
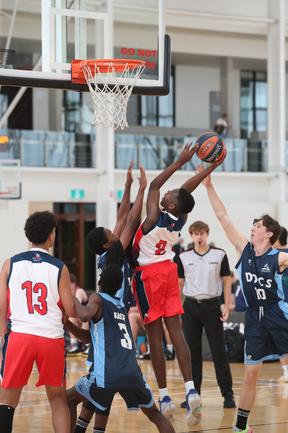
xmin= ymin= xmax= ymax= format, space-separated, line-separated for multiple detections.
xmin=22 ymin=281 xmax=48 ymax=315
xmin=155 ymin=240 xmax=167 ymax=255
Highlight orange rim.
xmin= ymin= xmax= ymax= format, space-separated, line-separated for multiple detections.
xmin=71 ymin=58 xmax=146 ymax=84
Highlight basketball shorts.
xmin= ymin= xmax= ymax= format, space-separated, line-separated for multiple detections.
xmin=75 ymin=374 xmax=154 ymax=415
xmin=1 ymin=331 xmax=66 ymax=388
xmin=244 ymin=304 xmax=288 ymax=364
xmin=132 ymin=260 xmax=183 ymax=325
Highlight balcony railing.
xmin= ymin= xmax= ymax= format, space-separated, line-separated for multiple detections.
xmin=0 ymin=129 xmax=287 ymax=172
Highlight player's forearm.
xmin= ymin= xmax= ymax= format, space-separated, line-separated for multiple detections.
xmin=149 ymin=160 xmax=182 ymax=190
xmin=74 ymin=299 xmax=98 ymax=322
xmin=181 ymin=163 xmax=219 ymax=193
xmin=222 ymin=278 xmax=232 ymax=309
xmin=116 ymin=181 xmax=132 ymax=222
xmin=206 ymin=184 xmax=228 ymax=221
xmin=65 ymin=320 xmax=91 ymax=343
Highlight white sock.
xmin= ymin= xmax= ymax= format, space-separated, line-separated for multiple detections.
xmin=185 ymin=380 xmax=195 ymax=394
xmin=282 ymin=364 xmax=288 ymax=375
xmin=159 ymin=387 xmax=169 ymax=400
xmin=167 ymin=344 xmax=173 ymax=352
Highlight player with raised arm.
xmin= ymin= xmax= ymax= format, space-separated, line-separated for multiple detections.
xmin=0 ymin=211 xmax=76 ymax=433
xmin=72 ymin=165 xmax=147 ymax=433
xmin=199 ymin=166 xmax=288 ymax=433
xmin=66 ymin=264 xmax=175 ymax=433
xmin=132 ymin=144 xmax=226 ymax=426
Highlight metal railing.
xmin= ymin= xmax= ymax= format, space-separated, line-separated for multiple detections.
xmin=0 ymin=129 xmax=287 ymax=172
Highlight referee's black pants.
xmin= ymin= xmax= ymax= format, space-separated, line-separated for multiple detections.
xmin=182 ymin=296 xmax=233 ymax=396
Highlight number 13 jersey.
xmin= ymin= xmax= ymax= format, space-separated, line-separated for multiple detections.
xmin=8 ymin=248 xmax=64 ymax=338
xmin=132 ymin=211 xmax=186 ymax=267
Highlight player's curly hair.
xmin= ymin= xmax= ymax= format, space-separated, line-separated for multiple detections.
xmin=24 ymin=211 xmax=57 ymax=244
xmin=99 ymin=264 xmax=123 ymax=295
xmin=86 ymin=227 xmax=108 ymax=255
xmin=177 ymin=188 xmax=195 ymax=214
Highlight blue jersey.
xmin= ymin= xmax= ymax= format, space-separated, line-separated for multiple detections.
xmin=98 ymin=241 xmax=132 ymax=311
xmin=236 ymin=242 xmax=287 ymax=309
xmin=278 ymin=248 xmax=288 ymax=303
xmin=88 ymin=292 xmax=144 ymax=388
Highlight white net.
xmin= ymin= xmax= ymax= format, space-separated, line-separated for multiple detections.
xmin=82 ymin=60 xmax=145 ymax=130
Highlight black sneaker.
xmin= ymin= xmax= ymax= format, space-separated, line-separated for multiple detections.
xmin=180 ymin=400 xmax=187 ymax=409
xmin=164 ymin=349 xmax=175 ymax=361
xmin=223 ymin=392 xmax=236 ymax=408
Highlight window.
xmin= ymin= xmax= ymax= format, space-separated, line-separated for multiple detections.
xmin=63 ymin=91 xmax=82 ymax=132
xmin=240 ymin=71 xmax=267 ymax=139
xmin=127 ymin=66 xmax=175 ymax=127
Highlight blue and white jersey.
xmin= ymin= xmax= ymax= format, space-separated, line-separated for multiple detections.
xmin=8 ymin=248 xmax=64 ymax=338
xmin=98 ymin=240 xmax=132 ymax=311
xmin=278 ymin=248 xmax=288 ymax=303
xmin=236 ymin=242 xmax=288 ymax=312
xmin=89 ymin=292 xmax=144 ymax=388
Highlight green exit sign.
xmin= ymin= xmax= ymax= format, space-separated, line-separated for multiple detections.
xmin=70 ymin=189 xmax=85 ymax=200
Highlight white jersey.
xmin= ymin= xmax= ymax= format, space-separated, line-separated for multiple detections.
xmin=132 ymin=211 xmax=186 ymax=267
xmin=8 ymin=248 xmax=64 ymax=339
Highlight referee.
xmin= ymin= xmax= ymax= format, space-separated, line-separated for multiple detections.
xmin=178 ymin=221 xmax=235 ymax=409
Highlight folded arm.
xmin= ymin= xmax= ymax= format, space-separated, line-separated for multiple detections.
xmin=75 ymin=293 xmax=102 ymax=322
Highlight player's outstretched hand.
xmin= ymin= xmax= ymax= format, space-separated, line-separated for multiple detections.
xmin=214 ymin=148 xmax=227 ymax=166
xmin=125 ymin=160 xmax=134 ymax=186
xmin=197 ymin=165 xmax=212 ymax=188
xmin=138 ymin=164 xmax=147 ymax=191
xmin=177 ymin=143 xmax=198 ymax=166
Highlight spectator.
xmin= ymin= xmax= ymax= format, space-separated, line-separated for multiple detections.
xmin=214 ymin=113 xmax=228 ymax=138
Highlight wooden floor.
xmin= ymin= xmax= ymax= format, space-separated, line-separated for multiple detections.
xmin=11 ymin=356 xmax=288 ymax=433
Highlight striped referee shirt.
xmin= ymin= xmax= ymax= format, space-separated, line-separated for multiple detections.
xmin=178 ymin=246 xmax=230 ymax=299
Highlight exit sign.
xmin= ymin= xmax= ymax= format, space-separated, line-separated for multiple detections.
xmin=70 ymin=189 xmax=85 ymax=200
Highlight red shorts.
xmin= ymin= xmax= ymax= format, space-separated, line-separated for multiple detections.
xmin=1 ymin=332 xmax=66 ymax=388
xmin=132 ymin=260 xmax=183 ymax=325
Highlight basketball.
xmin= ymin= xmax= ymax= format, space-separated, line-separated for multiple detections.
xmin=195 ymin=132 xmax=225 ymax=163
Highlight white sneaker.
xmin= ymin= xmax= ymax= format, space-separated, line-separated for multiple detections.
xmin=186 ymin=389 xmax=202 ymax=426
xmin=158 ymin=395 xmax=176 ymax=419
xmin=279 ymin=374 xmax=288 ymax=383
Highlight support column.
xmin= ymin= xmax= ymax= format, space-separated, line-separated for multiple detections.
xmin=267 ymin=0 xmax=286 ymax=205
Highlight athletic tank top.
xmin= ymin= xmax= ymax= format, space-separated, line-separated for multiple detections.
xmin=235 ymin=242 xmax=284 ymax=308
xmin=88 ymin=292 xmax=144 ymax=388
xmin=132 ymin=211 xmax=186 ymax=267
xmin=8 ymin=248 xmax=64 ymax=338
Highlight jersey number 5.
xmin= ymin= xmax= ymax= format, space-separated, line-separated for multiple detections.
xmin=155 ymin=240 xmax=167 ymax=255
xmin=22 ymin=281 xmax=48 ymax=315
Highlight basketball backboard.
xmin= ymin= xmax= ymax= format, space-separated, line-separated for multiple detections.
xmin=0 ymin=159 xmax=21 ymax=199
xmin=0 ymin=0 xmax=170 ymax=95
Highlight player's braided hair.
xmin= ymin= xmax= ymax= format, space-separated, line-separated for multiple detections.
xmin=86 ymin=227 xmax=108 ymax=255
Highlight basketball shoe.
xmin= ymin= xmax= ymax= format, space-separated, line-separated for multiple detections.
xmin=158 ymin=395 xmax=176 ymax=418
xmin=186 ymin=388 xmax=202 ymax=426
xmin=233 ymin=427 xmax=253 ymax=433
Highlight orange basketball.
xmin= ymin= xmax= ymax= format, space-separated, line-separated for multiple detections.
xmin=195 ymin=131 xmax=225 ymax=163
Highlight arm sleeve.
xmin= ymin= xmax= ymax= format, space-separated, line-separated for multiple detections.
xmin=220 ymin=253 xmax=231 ymax=277
xmin=105 ymin=241 xmax=124 ymax=267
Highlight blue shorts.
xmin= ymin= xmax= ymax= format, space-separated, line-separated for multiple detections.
xmin=75 ymin=374 xmax=154 ymax=415
xmin=244 ymin=303 xmax=288 ymax=364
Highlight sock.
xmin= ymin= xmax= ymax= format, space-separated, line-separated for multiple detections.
xmin=185 ymin=380 xmax=196 ymax=394
xmin=235 ymin=408 xmax=250 ymax=431
xmin=93 ymin=428 xmax=105 ymax=433
xmin=0 ymin=404 xmax=15 ymax=433
xmin=159 ymin=387 xmax=169 ymax=400
xmin=166 ymin=344 xmax=173 ymax=352
xmin=74 ymin=416 xmax=90 ymax=433
xmin=282 ymin=364 xmax=288 ymax=376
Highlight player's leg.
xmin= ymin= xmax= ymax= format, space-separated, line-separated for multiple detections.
xmin=164 ymin=314 xmax=201 ymax=426
xmin=233 ymin=364 xmax=261 ymax=432
xmin=66 ymin=386 xmax=87 ymax=432
xmin=74 ymin=400 xmax=95 ymax=433
xmin=141 ymin=404 xmax=175 ymax=433
xmin=46 ymin=385 xmax=71 ymax=433
xmin=0 ymin=388 xmax=22 ymax=433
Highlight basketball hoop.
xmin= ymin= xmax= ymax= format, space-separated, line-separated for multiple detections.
xmin=72 ymin=59 xmax=145 ymax=130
